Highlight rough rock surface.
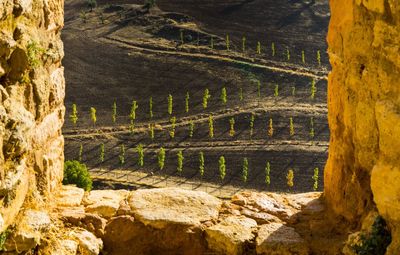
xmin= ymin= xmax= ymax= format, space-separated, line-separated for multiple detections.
xmin=326 ymin=0 xmax=400 ymax=253
xmin=0 ymin=0 xmax=65 ymax=236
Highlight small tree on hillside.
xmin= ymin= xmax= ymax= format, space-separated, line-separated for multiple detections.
xmin=99 ymin=143 xmax=105 ymax=163
xmin=203 ymin=88 xmax=211 ymax=109
xmin=177 ymin=150 xmax=184 ymax=174
xmin=158 ymin=147 xmax=166 ymax=170
xmin=70 ymin=103 xmax=78 ymax=125
xmin=137 ymin=144 xmax=144 ymax=167
xmin=86 ymin=0 xmax=97 ymax=12
xmin=90 ymin=107 xmax=97 ymax=125
xmin=221 ymin=87 xmax=227 ymax=105
xmin=168 ymin=94 xmax=173 ymax=115
xmin=112 ymin=101 xmax=117 ymax=123
xmin=199 ymin=152 xmax=205 ymax=178
xmin=229 ymin=117 xmax=235 ymax=137
xmin=185 ymin=92 xmax=190 ymax=113
xmin=242 ymin=157 xmax=249 ymax=183
xmin=208 ymin=114 xmax=214 ymax=138
xmin=219 ymin=156 xmax=226 ymax=181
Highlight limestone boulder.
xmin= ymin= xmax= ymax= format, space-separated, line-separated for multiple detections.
xmin=128 ymin=187 xmax=222 ymax=229
xmin=206 ymin=216 xmax=257 ymax=255
xmin=256 ymin=223 xmax=309 ymax=255
xmin=70 ymin=228 xmax=103 ymax=255
xmin=84 ymin=190 xmax=129 ymax=218
xmin=56 ymin=185 xmax=85 ymax=207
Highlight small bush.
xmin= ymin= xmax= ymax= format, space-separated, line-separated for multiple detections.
xmin=302 ymin=50 xmax=305 ymax=64
xmin=209 ymin=114 xmax=214 ymax=138
xmin=189 ymin=120 xmax=195 ymax=138
xmin=168 ymin=94 xmax=173 ymax=115
xmin=289 ymin=117 xmax=295 ymax=137
xmin=70 ymin=103 xmax=78 ymax=125
xmin=99 ymin=143 xmax=105 ymax=163
xmin=317 ymin=50 xmax=321 ymax=66
xmin=158 ymin=147 xmax=166 ymax=170
xmin=90 ymin=107 xmax=97 ymax=125
xmin=137 ymin=144 xmax=144 ymax=167
xmin=268 ymin=118 xmax=274 ymax=137
xmin=229 ymin=117 xmax=235 ymax=137
xmin=312 ymin=167 xmax=319 ymax=191
xmin=271 ymin=42 xmax=276 ymax=57
xmin=219 ymin=156 xmax=226 ymax=181
xmin=287 ymin=169 xmax=294 ymax=188
xmin=274 ymin=84 xmax=279 ymax=97
xmin=177 ymin=150 xmax=184 ymax=173
xmin=112 ymin=101 xmax=117 ymax=123
xmin=242 ymin=158 xmax=248 ymax=183
xmin=199 ymin=152 xmax=205 ymax=177
xmin=169 ymin=116 xmax=176 ymax=138
xmin=203 ymin=89 xmax=211 ymax=109
xmin=185 ymin=92 xmax=190 ymax=113
xmin=86 ymin=0 xmax=97 ymax=11
xmin=265 ymin=161 xmax=271 ymax=186
xmin=221 ymin=87 xmax=227 ymax=105
xmin=78 ymin=144 xmax=83 ymax=162
xmin=63 ymin=160 xmax=92 ymax=191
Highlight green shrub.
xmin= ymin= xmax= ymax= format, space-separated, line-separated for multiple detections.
xmin=0 ymin=229 xmax=11 ymax=251
xmin=169 ymin=116 xmax=176 ymax=138
xmin=352 ymin=216 xmax=392 ymax=255
xmin=149 ymin=124 xmax=155 ymax=140
xmin=63 ymin=160 xmax=92 ymax=191
xmin=27 ymin=41 xmax=44 ymax=68
xmin=70 ymin=103 xmax=78 ymax=125
xmin=86 ymin=0 xmax=97 ymax=11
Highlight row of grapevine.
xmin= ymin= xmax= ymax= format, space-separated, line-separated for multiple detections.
xmin=77 ymin=143 xmax=320 ymax=190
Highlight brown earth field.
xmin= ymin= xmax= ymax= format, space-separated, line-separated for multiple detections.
xmin=63 ymin=0 xmax=331 ymax=194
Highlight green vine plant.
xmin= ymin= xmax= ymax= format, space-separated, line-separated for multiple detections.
xmin=137 ymin=144 xmax=144 ymax=167
xmin=27 ymin=41 xmax=45 ymax=68
xmin=158 ymin=147 xmax=166 ymax=170
xmin=287 ymin=169 xmax=294 ymax=189
xmin=289 ymin=117 xmax=295 ymax=137
xmin=199 ymin=152 xmax=205 ymax=178
xmin=78 ymin=144 xmax=83 ymax=162
xmin=203 ymin=89 xmax=211 ymax=109
xmin=70 ymin=103 xmax=78 ymax=126
xmin=268 ymin=118 xmax=274 ymax=137
xmin=119 ymin=144 xmax=125 ymax=165
xmin=169 ymin=116 xmax=176 ymax=139
xmin=242 ymin=36 xmax=246 ymax=52
xmin=129 ymin=100 xmax=138 ymax=132
xmin=189 ymin=120 xmax=195 ymax=138
xmin=177 ymin=150 xmax=184 ymax=174
xmin=302 ymin=50 xmax=306 ymax=64
xmin=242 ymin=157 xmax=249 ymax=183
xmin=99 ymin=143 xmax=105 ymax=163
xmin=208 ymin=114 xmax=214 ymax=138
xmin=0 ymin=229 xmax=11 ymax=251
xmin=229 ymin=117 xmax=235 ymax=137
xmin=311 ymin=79 xmax=317 ymax=99
xmin=239 ymin=86 xmax=243 ymax=101
xmin=249 ymin=113 xmax=255 ymax=138
xmin=317 ymin=50 xmax=321 ymax=66
xmin=271 ymin=42 xmax=276 ymax=57
xmin=265 ymin=161 xmax=271 ymax=186
xmin=310 ymin=117 xmax=315 ymax=139
xmin=219 ymin=156 xmax=226 ymax=181
xmin=274 ymin=84 xmax=279 ymax=97
xmin=149 ymin=124 xmax=155 ymax=140
xmin=312 ymin=167 xmax=319 ymax=191
xmin=90 ymin=107 xmax=97 ymax=126
xmin=168 ymin=94 xmax=173 ymax=115
xmin=221 ymin=87 xmax=227 ymax=105
xmin=112 ymin=101 xmax=117 ymax=123
xmin=185 ymin=92 xmax=190 ymax=113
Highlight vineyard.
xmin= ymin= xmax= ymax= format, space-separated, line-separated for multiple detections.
xmin=63 ymin=0 xmax=330 ymax=195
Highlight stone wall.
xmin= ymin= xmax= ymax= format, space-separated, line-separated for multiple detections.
xmin=0 ymin=0 xmax=64 ymax=232
xmin=326 ymin=0 xmax=400 ymax=253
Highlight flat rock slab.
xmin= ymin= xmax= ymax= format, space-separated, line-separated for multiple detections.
xmin=57 ymin=185 xmax=85 ymax=207
xmin=256 ymin=223 xmax=309 ymax=255
xmin=84 ymin=190 xmax=129 ymax=218
xmin=206 ymin=216 xmax=257 ymax=255
xmin=129 ymin=187 xmax=222 ymax=229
